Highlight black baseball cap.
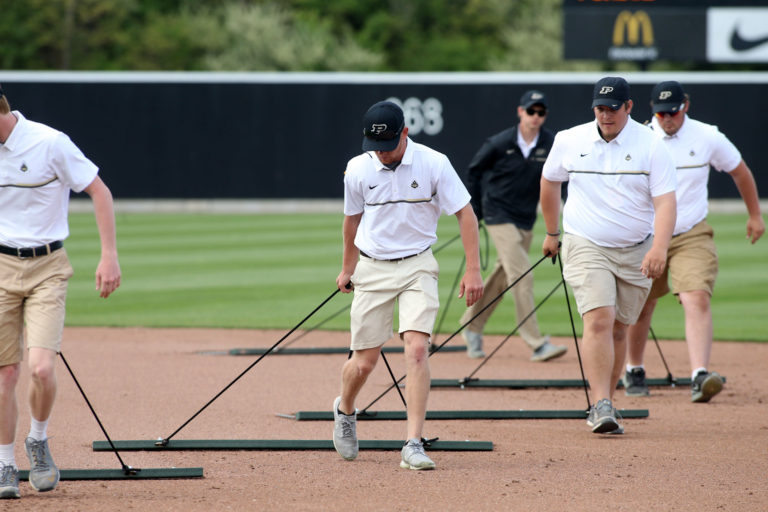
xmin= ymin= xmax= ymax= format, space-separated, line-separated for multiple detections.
xmin=591 ymin=76 xmax=630 ymax=110
xmin=361 ymin=101 xmax=405 ymax=152
xmin=651 ymin=81 xmax=686 ymax=114
xmin=520 ymin=90 xmax=547 ymax=109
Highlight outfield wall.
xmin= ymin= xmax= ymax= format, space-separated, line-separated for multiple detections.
xmin=1 ymin=71 xmax=766 ymax=200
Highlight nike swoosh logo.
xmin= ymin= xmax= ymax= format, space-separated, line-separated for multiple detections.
xmin=368 ymin=184 xmax=378 ymax=189
xmin=730 ymin=27 xmax=768 ymax=51
xmin=580 ymin=153 xmax=589 ymax=157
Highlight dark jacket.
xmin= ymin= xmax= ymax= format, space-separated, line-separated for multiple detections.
xmin=465 ymin=125 xmax=554 ymax=230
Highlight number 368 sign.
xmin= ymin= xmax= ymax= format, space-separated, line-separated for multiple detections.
xmin=386 ymin=97 xmax=444 ymax=136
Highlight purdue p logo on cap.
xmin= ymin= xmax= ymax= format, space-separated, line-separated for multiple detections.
xmin=599 ymin=86 xmax=614 ymax=95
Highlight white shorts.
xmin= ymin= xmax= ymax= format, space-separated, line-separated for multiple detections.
xmin=349 ymin=250 xmax=439 ymax=350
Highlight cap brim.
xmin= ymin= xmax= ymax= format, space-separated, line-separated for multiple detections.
xmin=362 ymin=135 xmax=400 ymax=152
xmin=522 ymin=100 xmax=547 ymax=109
xmin=651 ymin=103 xmax=681 ymax=114
xmin=591 ymin=99 xmax=623 ymax=110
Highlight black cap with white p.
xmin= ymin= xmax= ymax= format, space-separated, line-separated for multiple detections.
xmin=591 ymin=76 xmax=630 ymax=110
xmin=361 ymin=101 xmax=405 ymax=152
xmin=651 ymin=81 xmax=686 ymax=114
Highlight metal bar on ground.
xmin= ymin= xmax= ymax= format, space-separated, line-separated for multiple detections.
xmin=292 ymin=409 xmax=649 ymax=421
xmin=227 ymin=346 xmax=466 ymax=356
xmin=429 ymin=377 xmax=708 ymax=388
xmin=92 ymin=439 xmax=492 ymax=451
xmin=19 ymin=468 xmax=204 ymax=480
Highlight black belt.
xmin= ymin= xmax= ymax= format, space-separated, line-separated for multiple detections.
xmin=360 ymin=249 xmax=426 ymax=262
xmin=0 ymin=241 xmax=63 ymax=258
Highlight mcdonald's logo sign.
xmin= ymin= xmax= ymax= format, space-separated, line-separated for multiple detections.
xmin=613 ymin=10 xmax=654 ymax=46
xmin=609 ymin=10 xmax=658 ymax=61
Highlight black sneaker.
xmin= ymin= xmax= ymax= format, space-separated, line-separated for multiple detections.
xmin=691 ymin=371 xmax=723 ymax=403
xmin=622 ymin=368 xmax=650 ymax=397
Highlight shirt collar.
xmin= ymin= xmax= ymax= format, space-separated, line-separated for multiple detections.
xmin=2 ymin=111 xmax=26 ymax=151
xmin=371 ymin=137 xmax=413 ymax=172
xmin=516 ymin=127 xmax=539 ymax=149
xmin=590 ymin=116 xmax=634 ymax=145
xmin=651 ymin=113 xmax=688 ymax=140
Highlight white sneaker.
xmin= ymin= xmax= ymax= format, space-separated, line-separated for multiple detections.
xmin=400 ymin=439 xmax=435 ymax=470
xmin=462 ymin=330 xmax=485 ymax=358
xmin=530 ymin=340 xmax=567 ymax=362
xmin=332 ymin=396 xmax=358 ymax=460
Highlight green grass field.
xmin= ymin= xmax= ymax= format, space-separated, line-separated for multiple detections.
xmin=64 ymin=211 xmax=767 ymax=342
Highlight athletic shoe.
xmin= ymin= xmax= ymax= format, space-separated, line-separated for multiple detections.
xmin=586 ymin=398 xmax=619 ymax=434
xmin=607 ymin=407 xmax=625 ymax=434
xmin=462 ymin=330 xmax=485 ymax=359
xmin=622 ymin=367 xmax=650 ymax=397
xmin=400 ymin=439 xmax=435 ymax=470
xmin=691 ymin=371 xmax=723 ymax=403
xmin=0 ymin=463 xmax=20 ymax=499
xmin=530 ymin=339 xmax=567 ymax=362
xmin=25 ymin=437 xmax=59 ymax=492
xmin=332 ymin=396 xmax=358 ymax=460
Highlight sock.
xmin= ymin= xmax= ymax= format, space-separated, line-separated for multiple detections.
xmin=0 ymin=443 xmax=15 ymax=468
xmin=626 ymin=364 xmax=644 ymax=372
xmin=692 ymin=367 xmax=707 ymax=380
xmin=28 ymin=417 xmax=49 ymax=442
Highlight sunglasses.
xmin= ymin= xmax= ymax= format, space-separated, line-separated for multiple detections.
xmin=526 ymin=107 xmax=547 ymax=117
xmin=654 ymin=103 xmax=685 ymax=119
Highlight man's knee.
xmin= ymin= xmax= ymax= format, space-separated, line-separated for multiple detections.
xmin=0 ymin=363 xmax=21 ymax=392
xmin=403 ymin=332 xmax=430 ymax=363
xmin=28 ymin=348 xmax=57 ymax=385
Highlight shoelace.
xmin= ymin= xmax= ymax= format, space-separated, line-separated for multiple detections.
xmin=0 ymin=464 xmax=16 ymax=484
xmin=28 ymin=441 xmax=50 ymax=471
xmin=340 ymin=417 xmax=354 ymax=438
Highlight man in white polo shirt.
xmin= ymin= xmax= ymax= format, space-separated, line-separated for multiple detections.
xmin=623 ymin=81 xmax=764 ymax=402
xmin=333 ymin=100 xmax=483 ymax=470
xmin=540 ymin=77 xmax=677 ymax=434
xmin=0 ymin=86 xmax=121 ymax=499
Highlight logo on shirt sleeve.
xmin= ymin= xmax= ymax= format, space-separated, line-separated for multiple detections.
xmin=411 ymin=180 xmax=419 ymax=188
xmin=20 ymin=163 xmax=28 ymax=172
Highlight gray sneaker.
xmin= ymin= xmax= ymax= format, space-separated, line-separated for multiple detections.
xmin=332 ymin=396 xmax=358 ymax=460
xmin=586 ymin=398 xmax=620 ymax=434
xmin=622 ymin=367 xmax=650 ymax=397
xmin=462 ymin=330 xmax=485 ymax=358
xmin=691 ymin=371 xmax=724 ymax=403
xmin=400 ymin=438 xmax=435 ymax=470
xmin=25 ymin=437 xmax=59 ymax=492
xmin=0 ymin=463 xmax=20 ymax=499
xmin=530 ymin=339 xmax=567 ymax=362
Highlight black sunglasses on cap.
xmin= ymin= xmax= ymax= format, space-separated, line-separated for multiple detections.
xmin=525 ymin=106 xmax=547 ymax=117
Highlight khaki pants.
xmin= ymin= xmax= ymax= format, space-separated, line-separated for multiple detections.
xmin=460 ymin=223 xmax=547 ymax=351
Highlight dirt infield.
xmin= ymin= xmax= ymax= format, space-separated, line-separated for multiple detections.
xmin=5 ymin=327 xmax=767 ymax=511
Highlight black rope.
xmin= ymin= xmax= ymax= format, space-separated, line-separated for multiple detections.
xmin=649 ymin=325 xmax=676 ymax=383
xmin=59 ymin=352 xmax=139 ymax=476
xmin=557 ymin=253 xmax=591 ymax=410
xmin=158 ymin=286 xmax=343 ymax=445
xmin=462 ymin=279 xmax=564 ymax=382
xmin=430 ymin=255 xmax=465 ymax=349
xmin=359 ymin=252 xmax=552 ymax=414
xmin=380 ymin=351 xmax=407 ymax=407
xmin=276 ymin=302 xmax=350 ymax=352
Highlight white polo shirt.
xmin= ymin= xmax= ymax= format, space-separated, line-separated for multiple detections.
xmin=0 ymin=111 xmax=98 ymax=247
xmin=343 ymin=138 xmax=470 ymax=259
xmin=650 ymin=115 xmax=741 ymax=235
xmin=543 ymin=117 xmax=676 ymax=247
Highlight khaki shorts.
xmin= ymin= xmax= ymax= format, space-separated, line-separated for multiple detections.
xmin=0 ymin=249 xmax=73 ymax=366
xmin=349 ymin=250 xmax=439 ymax=350
xmin=561 ymin=234 xmax=652 ymax=325
xmin=648 ymin=220 xmax=718 ymax=301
